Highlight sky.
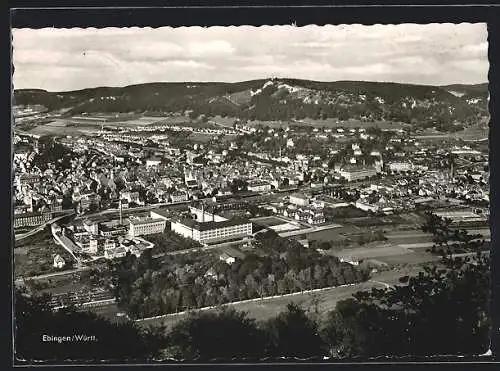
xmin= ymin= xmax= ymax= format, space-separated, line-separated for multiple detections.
xmin=12 ymin=23 xmax=488 ymax=92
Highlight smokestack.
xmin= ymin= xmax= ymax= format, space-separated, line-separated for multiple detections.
xmin=201 ymin=203 xmax=204 ymax=223
xmin=119 ymin=199 xmax=122 ymax=225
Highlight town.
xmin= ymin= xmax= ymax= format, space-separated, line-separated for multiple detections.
xmin=13 ymin=102 xmax=490 ymax=322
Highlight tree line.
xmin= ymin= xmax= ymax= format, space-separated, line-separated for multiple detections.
xmin=108 ymin=230 xmax=370 ymax=319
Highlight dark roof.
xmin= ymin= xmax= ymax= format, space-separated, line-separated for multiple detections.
xmin=175 ymin=216 xmax=251 ymax=232
xmin=342 ymin=165 xmax=377 ymax=172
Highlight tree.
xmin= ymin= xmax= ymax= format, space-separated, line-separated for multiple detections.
xmin=165 ymin=308 xmax=265 ymax=360
xmin=14 ymin=290 xmax=165 ymax=363
xmin=322 ymin=225 xmax=490 ymax=359
xmin=262 ymin=303 xmax=326 ymax=358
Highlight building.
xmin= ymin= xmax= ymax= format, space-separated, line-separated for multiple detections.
xmin=104 ymin=238 xmax=118 ymax=251
xmin=83 ymin=219 xmax=99 ymax=235
xmin=308 ymin=214 xmax=326 ymax=225
xmin=355 ymin=201 xmax=380 ymax=213
xmin=433 ymin=209 xmax=487 ymax=225
xmin=339 ymin=166 xmax=377 ymax=182
xmin=121 ymin=191 xmax=141 ymax=205
xmin=171 ymin=217 xmax=252 ymax=244
xmin=247 ymin=181 xmax=272 ymax=193
xmin=171 ymin=191 xmax=188 ymax=203
xmin=389 ymin=162 xmax=414 ymax=172
xmin=14 ymin=204 xmax=31 ymax=214
xmin=75 ymin=237 xmax=99 ymax=255
xmin=146 ymin=157 xmax=162 ymax=167
xmin=99 ymin=224 xmax=127 ymax=237
xmin=53 ymin=254 xmax=66 ymax=269
xmin=189 ymin=206 xmax=227 ymax=223
xmin=129 ymin=217 xmax=166 ymax=237
xmin=289 ymin=192 xmax=310 ymax=206
xmin=14 ymin=211 xmax=53 ymax=228
xmin=16 ymin=173 xmax=40 ymax=187
xmin=104 ymin=246 xmax=127 ymax=260
xmin=219 ymin=252 xmax=236 ymax=265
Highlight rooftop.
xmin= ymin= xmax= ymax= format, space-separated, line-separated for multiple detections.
xmin=173 ymin=216 xmax=251 ymax=232
xmin=130 ymin=217 xmax=165 ymax=226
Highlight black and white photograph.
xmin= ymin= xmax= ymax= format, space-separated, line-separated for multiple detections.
xmin=11 ymin=22 xmax=492 ymax=363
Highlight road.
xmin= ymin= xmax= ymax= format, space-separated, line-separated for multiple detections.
xmin=278 ymin=223 xmax=343 ymax=238
xmin=15 ymin=211 xmax=75 ymax=242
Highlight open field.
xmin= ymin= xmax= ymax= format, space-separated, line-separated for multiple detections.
xmin=210 ymin=116 xmax=238 ymax=127
xmin=14 ymin=233 xmax=75 ymax=278
xmin=346 ymin=215 xmax=406 ymax=227
xmin=87 ymin=303 xmax=129 ymax=324
xmin=331 ymin=244 xmax=414 ymax=261
xmin=252 ymin=216 xmax=297 ymax=228
xmin=187 ymin=132 xmax=218 ymax=143
xmin=29 ymin=123 xmax=94 ymax=136
xmin=306 ymin=225 xmax=360 ymax=243
xmin=415 ymin=127 xmax=488 ymax=142
xmin=453 ymin=126 xmax=488 ymax=141
xmin=251 ymin=216 xmax=305 ymax=233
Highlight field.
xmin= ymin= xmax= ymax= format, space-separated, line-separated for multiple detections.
xmin=187 ymin=132 xmax=218 ymax=143
xmin=252 ymin=216 xmax=292 ymax=228
xmin=28 ymin=114 xmax=202 ymax=136
xmin=29 ymin=122 xmax=94 ymax=136
xmin=210 ymin=115 xmax=238 ymax=127
xmin=305 ymin=225 xmax=360 ymax=243
xmin=453 ymin=126 xmax=489 ymax=141
xmin=252 ymin=216 xmax=304 ymax=233
xmin=346 ymin=215 xmax=406 ymax=227
xmin=14 ymin=231 xmax=75 ymax=278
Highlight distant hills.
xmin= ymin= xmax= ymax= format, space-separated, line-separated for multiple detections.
xmin=13 ymin=79 xmax=489 ymax=128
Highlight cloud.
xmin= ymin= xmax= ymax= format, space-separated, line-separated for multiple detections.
xmin=12 ymin=23 xmax=488 ymax=91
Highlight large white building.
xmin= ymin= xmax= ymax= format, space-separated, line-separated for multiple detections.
xmin=247 ymin=181 xmax=272 ymax=193
xmin=339 ymin=166 xmax=377 ymax=182
xmin=171 ymin=216 xmax=252 ymax=244
xmin=129 ymin=217 xmax=166 ymax=237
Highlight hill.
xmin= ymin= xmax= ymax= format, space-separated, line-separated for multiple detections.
xmin=14 ymin=79 xmax=489 ymax=128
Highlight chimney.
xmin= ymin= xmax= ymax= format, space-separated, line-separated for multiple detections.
xmin=201 ymin=203 xmax=205 ymax=223
xmin=119 ymin=199 xmax=122 ymax=225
